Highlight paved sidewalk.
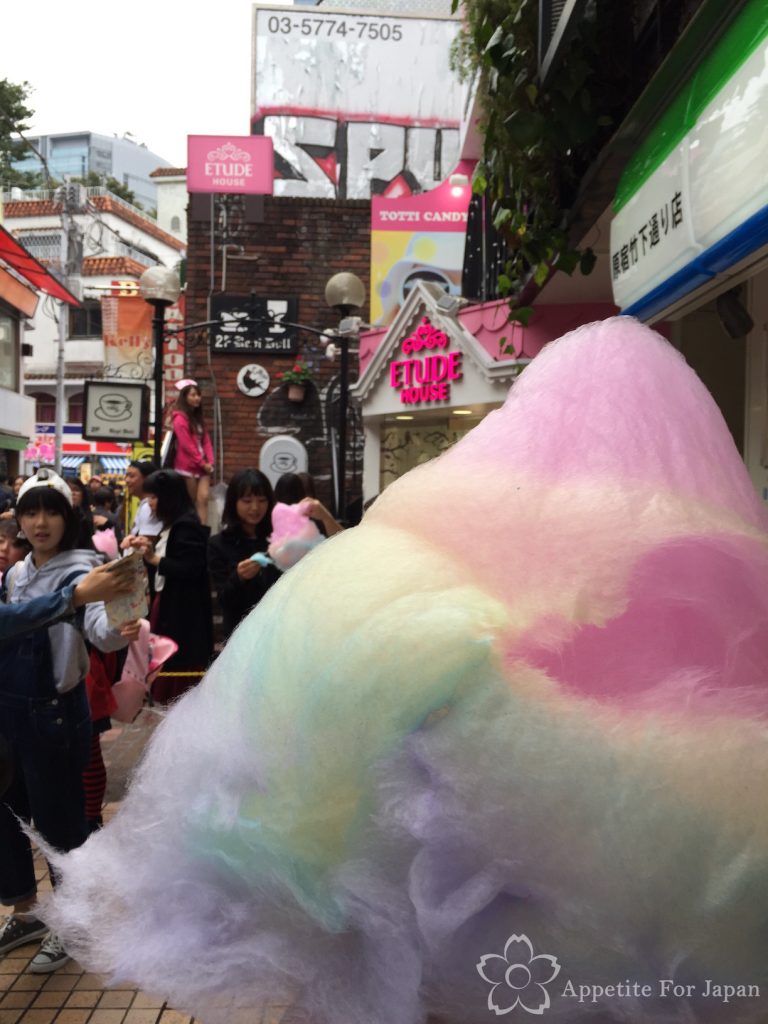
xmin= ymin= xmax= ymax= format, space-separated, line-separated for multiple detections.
xmin=0 ymin=709 xmax=217 ymax=1024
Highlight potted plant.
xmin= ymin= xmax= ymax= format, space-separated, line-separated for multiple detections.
xmin=279 ymin=361 xmax=314 ymax=402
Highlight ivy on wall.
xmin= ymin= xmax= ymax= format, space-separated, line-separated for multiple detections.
xmin=451 ymin=0 xmax=611 ymax=326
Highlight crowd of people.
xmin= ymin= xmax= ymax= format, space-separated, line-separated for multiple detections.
xmin=0 ymin=382 xmax=345 ymax=975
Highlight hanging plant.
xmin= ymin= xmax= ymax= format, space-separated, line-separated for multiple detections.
xmin=277 ymin=361 xmax=314 ymax=386
xmin=451 ymin=0 xmax=611 ymax=332
xmin=278 ymin=361 xmax=314 ymax=403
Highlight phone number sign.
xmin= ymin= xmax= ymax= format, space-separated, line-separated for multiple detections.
xmin=264 ymin=11 xmax=404 ymax=41
xmin=253 ymin=6 xmax=461 ymax=123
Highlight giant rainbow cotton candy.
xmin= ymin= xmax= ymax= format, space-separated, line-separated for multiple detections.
xmin=41 ymin=318 xmax=768 ymax=1023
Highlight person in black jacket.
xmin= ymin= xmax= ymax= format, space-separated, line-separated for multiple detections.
xmin=208 ymin=469 xmax=281 ymax=643
xmin=128 ymin=470 xmax=213 ymax=704
xmin=66 ymin=478 xmax=96 ymax=550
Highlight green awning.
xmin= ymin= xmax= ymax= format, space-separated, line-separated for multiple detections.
xmin=0 ymin=433 xmax=30 ymax=451
xmin=614 ymin=0 xmax=768 ymax=211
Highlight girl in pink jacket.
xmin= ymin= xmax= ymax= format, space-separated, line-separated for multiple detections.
xmin=170 ymin=379 xmax=214 ymax=524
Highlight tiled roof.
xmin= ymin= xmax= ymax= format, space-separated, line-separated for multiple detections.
xmin=88 ymin=196 xmax=185 ymax=251
xmin=3 ymin=200 xmax=60 ymax=216
xmin=150 ymin=167 xmax=186 ymax=177
xmin=3 ymin=197 xmax=185 ymax=252
xmin=82 ymin=256 xmax=148 ymax=277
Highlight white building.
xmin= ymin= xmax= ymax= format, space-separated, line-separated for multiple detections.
xmin=1 ymin=185 xmax=186 ymax=474
xmin=150 ymin=167 xmax=188 ymax=240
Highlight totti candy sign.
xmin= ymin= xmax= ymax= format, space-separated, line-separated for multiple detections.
xmin=389 ymin=317 xmax=462 ymax=405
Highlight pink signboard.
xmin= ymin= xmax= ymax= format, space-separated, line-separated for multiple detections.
xmin=187 ymin=135 xmax=274 ymax=195
xmin=371 ymin=160 xmax=474 ymax=325
xmin=389 ymin=317 xmax=463 ymax=405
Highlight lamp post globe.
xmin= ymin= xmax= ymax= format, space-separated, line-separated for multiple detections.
xmin=324 ymin=271 xmax=365 ymax=522
xmin=139 ymin=265 xmax=181 ymax=306
xmin=140 ymin=266 xmax=182 ymax=464
xmin=325 ymin=272 xmax=365 ymax=317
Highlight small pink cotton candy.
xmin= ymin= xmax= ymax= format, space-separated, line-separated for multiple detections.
xmin=111 ymin=619 xmax=177 ymax=723
xmin=267 ymin=501 xmax=323 ymax=570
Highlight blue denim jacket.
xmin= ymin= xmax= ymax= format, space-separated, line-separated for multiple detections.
xmin=0 ymin=584 xmax=78 ymax=646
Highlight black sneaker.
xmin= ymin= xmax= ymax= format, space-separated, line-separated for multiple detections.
xmin=0 ymin=915 xmax=49 ymax=955
xmin=29 ymin=931 xmax=70 ymax=973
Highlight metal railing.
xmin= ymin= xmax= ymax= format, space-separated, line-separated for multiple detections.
xmin=14 ymin=231 xmax=65 ymax=265
xmin=0 ymin=185 xmax=156 ymax=221
xmin=13 ymin=229 xmax=155 ymax=270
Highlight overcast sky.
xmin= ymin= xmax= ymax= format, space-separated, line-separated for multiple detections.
xmin=4 ymin=0 xmax=292 ymax=167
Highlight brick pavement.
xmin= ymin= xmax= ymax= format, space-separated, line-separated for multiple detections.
xmin=0 ymin=710 xmax=294 ymax=1024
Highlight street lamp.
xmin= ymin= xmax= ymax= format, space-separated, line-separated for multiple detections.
xmin=138 ymin=270 xmax=363 ymax=516
xmin=139 ymin=265 xmax=181 ymax=465
xmin=325 ymin=272 xmax=365 ymax=521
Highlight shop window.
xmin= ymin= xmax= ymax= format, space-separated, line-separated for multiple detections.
xmin=69 ymin=300 xmax=103 ymax=339
xmin=31 ymin=391 xmax=56 ymax=423
xmin=68 ymin=391 xmax=84 ymax=425
xmin=0 ymin=314 xmax=18 ymax=391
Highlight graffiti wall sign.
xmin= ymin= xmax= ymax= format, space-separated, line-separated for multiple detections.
xmin=253 ymin=115 xmax=460 ymax=199
xmin=252 ymin=6 xmax=462 ymax=199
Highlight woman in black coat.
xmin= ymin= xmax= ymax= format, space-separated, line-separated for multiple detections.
xmin=208 ymin=469 xmax=281 ymax=643
xmin=133 ymin=470 xmax=213 ymax=704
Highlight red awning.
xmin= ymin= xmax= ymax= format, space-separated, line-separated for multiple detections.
xmin=0 ymin=223 xmax=80 ymax=306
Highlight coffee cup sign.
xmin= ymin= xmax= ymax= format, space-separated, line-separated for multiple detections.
xmin=389 ymin=317 xmax=463 ymax=404
xmin=83 ymin=381 xmax=150 ymax=442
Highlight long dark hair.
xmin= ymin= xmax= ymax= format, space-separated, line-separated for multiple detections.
xmin=16 ymin=487 xmax=80 ymax=551
xmin=174 ymin=384 xmax=206 ymax=435
xmin=273 ymin=473 xmax=306 ymax=505
xmin=143 ymin=470 xmax=196 ymax=527
xmin=129 ymin=458 xmax=157 ymax=479
xmin=66 ymin=477 xmax=96 ymax=548
xmin=67 ymin=477 xmax=91 ymax=509
xmin=222 ymin=469 xmax=274 ymax=541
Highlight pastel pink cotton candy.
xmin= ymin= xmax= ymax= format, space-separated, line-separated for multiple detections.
xmin=371 ymin=316 xmax=768 ymax=714
xmin=268 ymin=500 xmax=323 ymax=569
xmin=469 ymin=316 xmax=763 ymax=526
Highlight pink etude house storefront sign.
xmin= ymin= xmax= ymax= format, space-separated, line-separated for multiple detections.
xmin=389 ymin=317 xmax=463 ymax=405
xmin=187 ymin=135 xmax=274 ymax=194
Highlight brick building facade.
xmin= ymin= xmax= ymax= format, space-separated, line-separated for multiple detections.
xmin=185 ymin=195 xmax=370 ymax=517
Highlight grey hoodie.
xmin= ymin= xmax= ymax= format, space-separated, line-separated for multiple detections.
xmin=5 ymin=549 xmax=128 ymax=694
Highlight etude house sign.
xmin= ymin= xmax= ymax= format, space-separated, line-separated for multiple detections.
xmin=389 ymin=317 xmax=463 ymax=405
xmin=209 ymin=295 xmax=299 ymax=355
xmin=187 ymin=135 xmax=274 ymax=195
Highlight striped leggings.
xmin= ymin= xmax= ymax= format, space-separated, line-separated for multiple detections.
xmin=81 ymin=733 xmax=106 ymax=825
